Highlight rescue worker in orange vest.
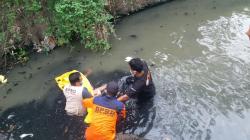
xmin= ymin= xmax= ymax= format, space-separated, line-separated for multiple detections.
xmin=62 ymin=71 xmax=106 ymax=139
xmin=83 ymin=81 xmax=126 ymax=140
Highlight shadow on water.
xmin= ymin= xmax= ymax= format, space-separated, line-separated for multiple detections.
xmin=117 ymin=99 xmax=156 ymax=138
xmin=0 ymin=87 xmax=68 ymax=140
xmin=0 ymin=70 xmax=156 ymax=140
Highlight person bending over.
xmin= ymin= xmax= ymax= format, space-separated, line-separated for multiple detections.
xmin=83 ymin=81 xmax=126 ymax=140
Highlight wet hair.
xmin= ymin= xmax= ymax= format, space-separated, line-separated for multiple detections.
xmin=106 ymin=81 xmax=119 ymax=97
xmin=128 ymin=58 xmax=144 ymax=73
xmin=69 ymin=72 xmax=81 ymax=86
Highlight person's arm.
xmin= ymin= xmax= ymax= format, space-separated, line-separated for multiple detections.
xmin=82 ymin=88 xmax=93 ymax=99
xmin=93 ymin=84 xmax=107 ymax=96
xmin=117 ymin=94 xmax=129 ymax=102
xmin=97 ymin=84 xmax=107 ymax=91
xmin=118 ymin=80 xmax=144 ymax=102
xmin=117 ymin=103 xmax=126 ymax=122
xmin=246 ymin=26 xmax=250 ymax=40
xmin=120 ymin=104 xmax=126 ymax=118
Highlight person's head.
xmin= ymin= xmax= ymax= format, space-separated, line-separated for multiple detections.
xmin=69 ymin=72 xmax=82 ymax=86
xmin=106 ymin=81 xmax=119 ymax=97
xmin=128 ymin=58 xmax=144 ymax=76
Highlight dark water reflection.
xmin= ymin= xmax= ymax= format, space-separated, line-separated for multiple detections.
xmin=0 ymin=87 xmax=68 ymax=140
xmin=0 ymin=70 xmax=156 ymax=140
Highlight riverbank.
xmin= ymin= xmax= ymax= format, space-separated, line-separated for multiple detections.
xmin=108 ymin=0 xmax=172 ymax=15
xmin=0 ymin=0 xmax=173 ymax=74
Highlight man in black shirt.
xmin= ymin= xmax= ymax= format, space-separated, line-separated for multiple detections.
xmin=116 ymin=58 xmax=156 ymax=137
xmin=117 ymin=58 xmax=155 ymax=102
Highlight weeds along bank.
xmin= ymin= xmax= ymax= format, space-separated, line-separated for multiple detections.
xmin=0 ymin=0 xmax=170 ymax=72
xmin=0 ymin=0 xmax=112 ymax=71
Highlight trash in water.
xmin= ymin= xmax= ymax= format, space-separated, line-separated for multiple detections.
xmin=0 ymin=75 xmax=7 ymax=84
xmin=125 ymin=56 xmax=133 ymax=62
xmin=9 ymin=134 xmax=14 ymax=140
xmin=7 ymin=115 xmax=15 ymax=120
xmin=7 ymin=125 xmax=15 ymax=133
xmin=19 ymin=133 xmax=34 ymax=139
xmin=244 ymin=7 xmax=249 ymax=11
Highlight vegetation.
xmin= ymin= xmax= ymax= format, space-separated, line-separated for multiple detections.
xmin=0 ymin=0 xmax=113 ymax=71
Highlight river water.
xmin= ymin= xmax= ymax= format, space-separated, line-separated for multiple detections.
xmin=1 ymin=0 xmax=250 ymax=139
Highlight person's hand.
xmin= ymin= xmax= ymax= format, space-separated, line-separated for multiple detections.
xmin=93 ymin=89 xmax=101 ymax=96
xmin=117 ymin=94 xmax=129 ymax=102
xmin=83 ymin=68 xmax=93 ymax=77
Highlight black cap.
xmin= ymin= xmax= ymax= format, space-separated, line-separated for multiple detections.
xmin=106 ymin=81 xmax=119 ymax=96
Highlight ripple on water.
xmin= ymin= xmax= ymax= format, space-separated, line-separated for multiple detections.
xmin=148 ymin=9 xmax=250 ymax=140
xmin=197 ymin=12 xmax=250 ymax=63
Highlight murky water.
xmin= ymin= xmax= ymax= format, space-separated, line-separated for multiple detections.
xmin=1 ymin=0 xmax=250 ymax=139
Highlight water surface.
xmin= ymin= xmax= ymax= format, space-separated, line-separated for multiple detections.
xmin=1 ymin=0 xmax=250 ymax=139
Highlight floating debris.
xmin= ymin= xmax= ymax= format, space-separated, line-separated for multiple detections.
xmin=6 ymin=88 xmax=12 ymax=94
xmin=0 ymin=75 xmax=7 ymax=84
xmin=27 ymin=73 xmax=33 ymax=79
xmin=7 ymin=115 xmax=15 ymax=120
xmin=244 ymin=7 xmax=250 ymax=11
xmin=125 ymin=56 xmax=133 ymax=62
xmin=150 ymin=63 xmax=156 ymax=67
xmin=37 ymin=67 xmax=42 ymax=70
xmin=18 ymin=71 xmax=26 ymax=75
xmin=19 ymin=133 xmax=34 ymax=139
xmin=43 ymin=36 xmax=56 ymax=50
xmin=9 ymin=134 xmax=14 ymax=140
xmin=129 ymin=34 xmax=137 ymax=38
xmin=13 ymin=82 xmax=19 ymax=86
xmin=7 ymin=125 xmax=15 ymax=133
xmin=134 ymin=48 xmax=144 ymax=54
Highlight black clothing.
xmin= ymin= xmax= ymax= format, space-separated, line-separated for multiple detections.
xmin=123 ymin=62 xmax=155 ymax=101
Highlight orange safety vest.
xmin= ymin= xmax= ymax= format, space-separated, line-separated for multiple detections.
xmin=83 ymin=96 xmax=126 ymax=140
